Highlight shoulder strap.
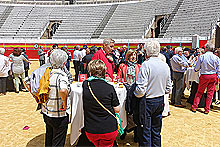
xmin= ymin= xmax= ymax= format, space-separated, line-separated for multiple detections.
xmin=88 ymin=81 xmax=117 ymax=120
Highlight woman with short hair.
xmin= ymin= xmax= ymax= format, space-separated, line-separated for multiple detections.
xmin=117 ymin=49 xmax=141 ymax=84
xmin=24 ymin=49 xmax=70 ymax=147
xmin=82 ymin=59 xmax=120 ymax=147
xmin=0 ymin=48 xmax=9 ymax=96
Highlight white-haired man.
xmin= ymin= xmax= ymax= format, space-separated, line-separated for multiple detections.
xmin=170 ymin=47 xmax=189 ymax=107
xmin=134 ymin=40 xmax=172 ymax=146
xmin=192 ymin=43 xmax=220 ymax=114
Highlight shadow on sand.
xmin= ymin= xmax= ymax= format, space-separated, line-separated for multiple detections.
xmin=26 ymin=133 xmax=72 ymax=147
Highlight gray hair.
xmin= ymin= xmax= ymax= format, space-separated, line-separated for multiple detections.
xmin=50 ymin=49 xmax=68 ymax=69
xmin=75 ymin=45 xmax=80 ymax=50
xmin=144 ymin=40 xmax=160 ymax=57
xmin=175 ymin=47 xmax=182 ymax=54
xmin=205 ymin=42 xmax=215 ymax=51
xmin=0 ymin=48 xmax=5 ymax=55
xmin=103 ymin=38 xmax=115 ymax=46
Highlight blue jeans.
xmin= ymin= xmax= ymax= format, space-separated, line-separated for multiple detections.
xmin=137 ymin=96 xmax=164 ymax=147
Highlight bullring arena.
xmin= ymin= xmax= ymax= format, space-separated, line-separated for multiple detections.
xmin=1 ymin=61 xmax=220 ymax=147
xmin=1 ymin=0 xmax=220 ymax=147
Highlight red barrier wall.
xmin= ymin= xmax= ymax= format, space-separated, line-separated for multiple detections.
xmin=2 ymin=42 xmax=193 ymax=59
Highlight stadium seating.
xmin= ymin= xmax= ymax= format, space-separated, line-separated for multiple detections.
xmin=100 ymin=0 xmax=179 ymax=39
xmin=53 ymin=5 xmax=112 ymax=39
xmin=163 ymin=0 xmax=220 ymax=38
xmin=0 ymin=0 xmax=219 ymax=39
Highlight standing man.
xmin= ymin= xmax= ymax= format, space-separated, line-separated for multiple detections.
xmin=38 ymin=46 xmax=45 ymax=66
xmin=61 ymin=46 xmax=71 ymax=71
xmin=192 ymin=43 xmax=220 ymax=114
xmin=21 ymin=48 xmax=29 ymax=77
xmin=170 ymin=47 xmax=189 ymax=107
xmin=134 ymin=40 xmax=172 ymax=146
xmin=91 ymin=38 xmax=115 ymax=81
xmin=80 ymin=45 xmax=87 ymax=74
xmin=119 ymin=45 xmax=127 ymax=64
xmin=166 ymin=45 xmax=174 ymax=59
xmin=73 ymin=45 xmax=81 ymax=81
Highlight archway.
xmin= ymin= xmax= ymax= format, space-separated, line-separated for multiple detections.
xmin=215 ymin=25 xmax=220 ymax=48
xmin=155 ymin=17 xmax=164 ymax=38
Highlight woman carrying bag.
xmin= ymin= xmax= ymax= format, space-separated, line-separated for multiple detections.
xmin=82 ymin=59 xmax=120 ymax=147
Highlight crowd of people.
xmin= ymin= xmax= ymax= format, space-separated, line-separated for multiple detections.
xmin=0 ymin=48 xmax=30 ymax=94
xmin=0 ymin=38 xmax=220 ymax=147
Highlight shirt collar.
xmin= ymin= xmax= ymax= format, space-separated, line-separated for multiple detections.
xmin=102 ymin=48 xmax=107 ymax=55
xmin=206 ymin=51 xmax=213 ymax=54
xmin=149 ymin=57 xmax=160 ymax=60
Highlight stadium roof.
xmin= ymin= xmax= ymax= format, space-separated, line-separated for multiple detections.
xmin=0 ymin=0 xmax=144 ymax=5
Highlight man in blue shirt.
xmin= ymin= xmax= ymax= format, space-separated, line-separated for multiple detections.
xmin=192 ymin=43 xmax=220 ymax=114
xmin=170 ymin=47 xmax=189 ymax=107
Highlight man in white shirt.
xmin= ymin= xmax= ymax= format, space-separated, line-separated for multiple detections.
xmin=73 ymin=45 xmax=82 ymax=81
xmin=80 ymin=45 xmax=87 ymax=74
xmin=134 ymin=40 xmax=172 ymax=146
xmin=0 ymin=48 xmax=9 ymax=95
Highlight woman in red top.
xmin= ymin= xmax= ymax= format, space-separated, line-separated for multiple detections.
xmin=117 ymin=49 xmax=141 ymax=84
xmin=117 ymin=49 xmax=141 ymax=142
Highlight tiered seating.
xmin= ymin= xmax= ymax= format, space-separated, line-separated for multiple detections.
xmin=15 ymin=6 xmax=54 ymax=38
xmin=53 ymin=5 xmax=111 ymax=39
xmin=1 ymin=0 xmax=218 ymax=39
xmin=0 ymin=6 xmax=33 ymax=38
xmin=0 ymin=5 xmax=7 ymax=14
xmin=164 ymin=0 xmax=220 ymax=38
xmin=100 ymin=0 xmax=179 ymax=39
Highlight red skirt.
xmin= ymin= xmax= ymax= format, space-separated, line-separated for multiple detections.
xmin=85 ymin=130 xmax=118 ymax=147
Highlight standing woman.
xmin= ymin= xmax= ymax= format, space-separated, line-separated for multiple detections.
xmin=117 ymin=49 xmax=141 ymax=141
xmin=9 ymin=48 xmax=30 ymax=93
xmin=0 ymin=48 xmax=9 ymax=96
xmin=117 ymin=49 xmax=141 ymax=84
xmin=82 ymin=59 xmax=120 ymax=147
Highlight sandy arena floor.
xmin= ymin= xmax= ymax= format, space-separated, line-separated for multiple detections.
xmin=1 ymin=61 xmax=220 ymax=147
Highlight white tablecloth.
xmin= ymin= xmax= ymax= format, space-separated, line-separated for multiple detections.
xmin=69 ymin=82 xmax=127 ymax=145
xmin=185 ymin=67 xmax=200 ymax=89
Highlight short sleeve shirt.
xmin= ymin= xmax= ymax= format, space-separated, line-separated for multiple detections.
xmin=41 ymin=69 xmax=70 ymax=118
xmin=73 ymin=50 xmax=81 ymax=61
xmin=10 ymin=55 xmax=26 ymax=74
xmin=82 ymin=79 xmax=120 ymax=134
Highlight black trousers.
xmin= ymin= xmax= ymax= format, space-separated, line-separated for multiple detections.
xmin=0 ymin=77 xmax=7 ymax=93
xmin=25 ymin=70 xmax=29 ymax=77
xmin=73 ymin=60 xmax=80 ymax=81
xmin=43 ymin=114 xmax=69 ymax=147
xmin=40 ymin=60 xmax=45 ymax=66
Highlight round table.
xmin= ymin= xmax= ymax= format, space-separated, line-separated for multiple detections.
xmin=69 ymin=82 xmax=127 ymax=145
